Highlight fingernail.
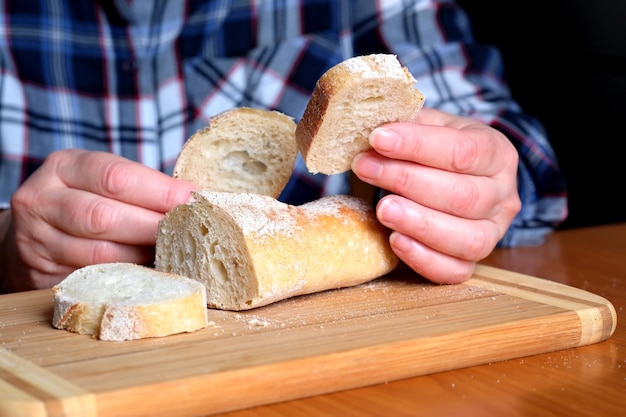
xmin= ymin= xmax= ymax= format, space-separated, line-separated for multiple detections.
xmin=389 ymin=231 xmax=414 ymax=253
xmin=352 ymin=153 xmax=383 ymax=180
xmin=370 ymin=127 xmax=399 ymax=153
xmin=378 ymin=197 xmax=404 ymax=224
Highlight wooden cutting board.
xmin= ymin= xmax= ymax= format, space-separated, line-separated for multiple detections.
xmin=0 ymin=264 xmax=617 ymax=417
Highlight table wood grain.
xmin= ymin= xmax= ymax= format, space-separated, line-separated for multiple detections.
xmin=215 ymin=223 xmax=626 ymax=417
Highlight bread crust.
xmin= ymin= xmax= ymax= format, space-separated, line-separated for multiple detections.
xmin=52 ymin=263 xmax=208 ymax=341
xmin=155 ymin=191 xmax=399 ymax=310
xmin=295 ymin=54 xmax=425 ymax=174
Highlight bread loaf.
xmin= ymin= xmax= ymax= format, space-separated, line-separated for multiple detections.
xmin=295 ymin=54 xmax=425 ymax=174
xmin=155 ymin=191 xmax=399 ymax=310
xmin=174 ymin=107 xmax=298 ymax=198
xmin=52 ymin=263 xmax=208 ymax=341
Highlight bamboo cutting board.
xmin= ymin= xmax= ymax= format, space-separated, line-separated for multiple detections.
xmin=0 ymin=264 xmax=617 ymax=417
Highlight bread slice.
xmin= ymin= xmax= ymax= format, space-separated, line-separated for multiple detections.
xmin=155 ymin=191 xmax=399 ymax=310
xmin=52 ymin=263 xmax=208 ymax=341
xmin=295 ymin=54 xmax=425 ymax=174
xmin=173 ymin=107 xmax=298 ymax=198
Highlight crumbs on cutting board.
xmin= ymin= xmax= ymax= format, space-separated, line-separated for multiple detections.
xmin=246 ymin=317 xmax=272 ymax=327
xmin=235 ymin=313 xmax=292 ymax=329
xmin=206 ymin=312 xmax=290 ymax=334
xmin=203 ymin=278 xmax=503 ymax=337
xmin=206 ymin=320 xmax=225 ymax=336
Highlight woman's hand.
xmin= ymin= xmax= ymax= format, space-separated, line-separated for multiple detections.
xmin=352 ymin=108 xmax=521 ymax=284
xmin=1 ymin=149 xmax=198 ymax=292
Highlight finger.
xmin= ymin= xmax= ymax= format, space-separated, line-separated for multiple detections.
xmin=41 ymin=187 xmax=165 ymax=245
xmin=376 ymin=194 xmax=501 ymax=262
xmin=388 ymin=231 xmax=476 ymax=284
xmin=11 ymin=215 xmax=155 ymax=291
xmin=20 ymin=221 xmax=155 ymax=275
xmin=367 ymin=110 xmax=518 ymax=177
xmin=51 ymin=149 xmax=198 ymax=212
xmin=354 ymin=152 xmax=509 ymax=220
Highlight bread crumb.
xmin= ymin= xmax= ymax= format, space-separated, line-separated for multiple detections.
xmin=248 ymin=318 xmax=271 ymax=327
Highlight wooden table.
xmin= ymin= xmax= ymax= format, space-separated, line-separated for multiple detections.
xmin=216 ymin=223 xmax=626 ymax=417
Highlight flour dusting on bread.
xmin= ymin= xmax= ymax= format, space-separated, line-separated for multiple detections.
xmin=342 ymin=53 xmax=410 ymax=78
xmin=194 ymin=190 xmax=301 ymax=238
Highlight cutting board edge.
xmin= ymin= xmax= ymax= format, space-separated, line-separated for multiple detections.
xmin=2 ymin=309 xmax=604 ymax=417
xmin=473 ymin=264 xmax=618 ymax=343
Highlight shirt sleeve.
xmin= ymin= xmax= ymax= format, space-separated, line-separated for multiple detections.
xmin=357 ymin=0 xmax=568 ymax=247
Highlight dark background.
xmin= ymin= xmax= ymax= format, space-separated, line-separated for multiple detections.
xmin=457 ymin=0 xmax=626 ymax=229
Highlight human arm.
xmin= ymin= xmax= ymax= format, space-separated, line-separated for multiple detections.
xmin=0 ymin=149 xmax=198 ymax=293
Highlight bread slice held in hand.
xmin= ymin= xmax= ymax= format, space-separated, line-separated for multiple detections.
xmin=174 ymin=107 xmax=298 ymax=198
xmin=295 ymin=53 xmax=425 ymax=174
xmin=52 ymin=263 xmax=208 ymax=341
xmin=155 ymin=191 xmax=399 ymax=310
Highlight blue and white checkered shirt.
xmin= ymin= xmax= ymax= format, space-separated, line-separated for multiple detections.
xmin=0 ymin=0 xmax=567 ymax=246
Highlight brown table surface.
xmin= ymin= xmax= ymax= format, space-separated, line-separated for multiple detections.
xmin=214 ymin=223 xmax=626 ymax=417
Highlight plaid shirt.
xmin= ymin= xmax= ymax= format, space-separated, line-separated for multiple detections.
xmin=0 ymin=0 xmax=566 ymax=247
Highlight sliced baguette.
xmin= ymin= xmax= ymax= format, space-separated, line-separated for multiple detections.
xmin=173 ymin=107 xmax=298 ymax=198
xmin=52 ymin=263 xmax=208 ymax=341
xmin=295 ymin=53 xmax=425 ymax=174
xmin=155 ymin=191 xmax=399 ymax=310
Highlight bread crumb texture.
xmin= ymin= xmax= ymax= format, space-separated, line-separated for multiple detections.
xmin=173 ymin=107 xmax=297 ymax=198
xmin=52 ymin=263 xmax=208 ymax=341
